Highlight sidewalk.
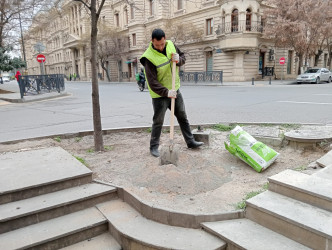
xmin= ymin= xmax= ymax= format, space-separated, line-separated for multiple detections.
xmin=0 ymin=81 xmax=69 ymax=103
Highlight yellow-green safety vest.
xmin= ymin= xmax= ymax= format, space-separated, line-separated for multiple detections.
xmin=140 ymin=40 xmax=180 ymax=98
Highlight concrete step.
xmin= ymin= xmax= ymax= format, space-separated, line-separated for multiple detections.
xmin=0 ymin=147 xmax=92 ymax=204
xmin=60 ymin=233 xmax=121 ymax=250
xmin=0 ymin=207 xmax=108 ymax=250
xmin=202 ymin=218 xmax=310 ymax=250
xmin=246 ymin=191 xmax=332 ymax=249
xmin=0 ymin=183 xmax=117 ymax=233
xmin=316 ymin=149 xmax=332 ymax=168
xmin=268 ymin=169 xmax=332 ymax=212
xmin=97 ymin=199 xmax=226 ymax=250
xmin=313 ymin=165 xmax=332 ymax=181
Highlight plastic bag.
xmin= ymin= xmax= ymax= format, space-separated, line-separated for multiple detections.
xmin=224 ymin=126 xmax=279 ymax=172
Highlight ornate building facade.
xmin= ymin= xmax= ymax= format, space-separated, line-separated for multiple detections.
xmin=24 ymin=0 xmax=329 ymax=82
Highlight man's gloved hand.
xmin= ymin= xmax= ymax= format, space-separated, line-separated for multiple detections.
xmin=172 ymin=53 xmax=179 ymax=63
xmin=167 ymin=90 xmax=177 ymax=98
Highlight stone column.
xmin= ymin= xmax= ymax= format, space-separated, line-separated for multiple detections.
xmin=79 ymin=47 xmax=86 ymax=79
xmin=70 ymin=48 xmax=75 ymax=75
xmin=233 ymin=51 xmax=246 ymax=81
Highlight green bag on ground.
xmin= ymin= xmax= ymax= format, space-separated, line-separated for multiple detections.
xmin=224 ymin=126 xmax=279 ymax=172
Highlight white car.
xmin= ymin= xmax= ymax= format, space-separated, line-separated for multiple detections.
xmin=2 ymin=76 xmax=10 ymax=82
xmin=297 ymin=68 xmax=332 ymax=84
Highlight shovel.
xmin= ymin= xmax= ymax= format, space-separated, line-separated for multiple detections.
xmin=160 ymin=61 xmax=179 ymax=166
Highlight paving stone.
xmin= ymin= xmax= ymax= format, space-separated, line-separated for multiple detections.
xmin=0 ymin=147 xmax=92 ymax=195
xmin=97 ymin=200 xmax=225 ymax=250
xmin=60 ymin=233 xmax=121 ymax=250
xmin=317 ymin=150 xmax=332 ymax=168
xmin=0 ymin=207 xmax=107 ymax=250
xmin=202 ymin=218 xmax=310 ymax=250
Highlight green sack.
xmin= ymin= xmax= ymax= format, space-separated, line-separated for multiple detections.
xmin=225 ymin=126 xmax=279 ymax=172
xmin=135 ymin=73 xmax=140 ymax=81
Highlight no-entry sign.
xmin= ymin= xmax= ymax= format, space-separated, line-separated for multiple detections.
xmin=36 ymin=54 xmax=46 ymax=63
xmin=279 ymin=57 xmax=285 ymax=65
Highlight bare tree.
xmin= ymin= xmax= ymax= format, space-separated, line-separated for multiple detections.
xmin=264 ymin=0 xmax=331 ymax=74
xmin=96 ymin=25 xmax=128 ymax=81
xmin=73 ymin=0 xmax=106 ymax=151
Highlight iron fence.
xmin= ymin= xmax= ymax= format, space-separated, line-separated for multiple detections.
xmin=179 ymin=71 xmax=223 ymax=84
xmin=18 ymin=74 xmax=65 ymax=98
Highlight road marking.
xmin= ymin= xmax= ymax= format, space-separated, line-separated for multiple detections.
xmin=277 ymin=101 xmax=332 ymax=105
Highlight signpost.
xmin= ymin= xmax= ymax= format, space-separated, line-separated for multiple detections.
xmin=279 ymin=57 xmax=285 ymax=82
xmin=36 ymin=54 xmax=46 ymax=75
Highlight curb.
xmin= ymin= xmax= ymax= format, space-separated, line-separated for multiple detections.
xmin=0 ymin=122 xmax=327 ymax=145
xmin=0 ymin=92 xmax=70 ymax=103
xmin=94 ymin=180 xmax=244 ymax=229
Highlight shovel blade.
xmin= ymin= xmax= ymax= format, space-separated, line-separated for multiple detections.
xmin=160 ymin=144 xmax=179 ymax=166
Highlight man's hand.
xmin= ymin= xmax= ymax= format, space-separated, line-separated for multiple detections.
xmin=172 ymin=53 xmax=179 ymax=63
xmin=167 ymin=90 xmax=177 ymax=98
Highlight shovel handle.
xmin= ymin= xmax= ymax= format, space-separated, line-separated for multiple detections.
xmin=170 ymin=61 xmax=176 ymax=140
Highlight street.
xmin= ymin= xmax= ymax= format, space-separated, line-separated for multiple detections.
xmin=0 ymin=81 xmax=332 ymax=143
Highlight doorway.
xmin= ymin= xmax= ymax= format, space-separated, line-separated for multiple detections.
xmin=259 ymin=52 xmax=265 ymax=75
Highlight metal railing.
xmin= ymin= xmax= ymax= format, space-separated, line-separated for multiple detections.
xmin=217 ymin=21 xmax=264 ymax=34
xmin=262 ymin=67 xmax=274 ymax=78
xmin=18 ymin=74 xmax=65 ymax=98
xmin=179 ymin=71 xmax=223 ymax=84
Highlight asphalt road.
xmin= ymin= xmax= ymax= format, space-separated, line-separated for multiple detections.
xmin=1 ymin=81 xmax=332 ymax=143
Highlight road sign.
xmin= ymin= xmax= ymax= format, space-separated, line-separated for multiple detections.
xmin=279 ymin=57 xmax=285 ymax=65
xmin=36 ymin=54 xmax=46 ymax=63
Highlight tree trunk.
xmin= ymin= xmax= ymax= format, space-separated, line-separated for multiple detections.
xmin=101 ymin=60 xmax=111 ymax=81
xmin=314 ymin=50 xmax=323 ymax=67
xmin=90 ymin=0 xmax=104 ymax=151
xmin=298 ymin=54 xmax=303 ymax=75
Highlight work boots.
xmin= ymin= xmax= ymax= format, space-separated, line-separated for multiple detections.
xmin=187 ymin=140 xmax=204 ymax=149
xmin=150 ymin=146 xmax=160 ymax=157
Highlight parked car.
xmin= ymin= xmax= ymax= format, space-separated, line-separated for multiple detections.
xmin=2 ymin=76 xmax=10 ymax=82
xmin=296 ymin=68 xmax=332 ymax=84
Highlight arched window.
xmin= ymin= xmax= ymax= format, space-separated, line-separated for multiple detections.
xmin=246 ymin=9 xmax=252 ymax=31
xmin=231 ymin=9 xmax=238 ymax=32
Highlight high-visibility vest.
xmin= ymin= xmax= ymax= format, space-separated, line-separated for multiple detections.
xmin=141 ymin=40 xmax=180 ymax=98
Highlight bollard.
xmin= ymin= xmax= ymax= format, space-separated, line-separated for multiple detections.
xmin=269 ymin=77 xmax=271 ymax=85
xmin=252 ymin=78 xmax=254 ymax=85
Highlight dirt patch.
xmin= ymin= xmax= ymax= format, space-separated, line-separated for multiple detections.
xmin=0 ymin=125 xmax=327 ymax=214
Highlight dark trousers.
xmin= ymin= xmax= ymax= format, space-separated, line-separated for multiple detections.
xmin=150 ymin=90 xmax=194 ymax=149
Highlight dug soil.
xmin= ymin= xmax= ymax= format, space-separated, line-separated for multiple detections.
xmin=0 ymin=125 xmax=327 ymax=214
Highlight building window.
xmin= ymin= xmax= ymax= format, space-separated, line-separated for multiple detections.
xmin=115 ymin=13 xmax=119 ymax=27
xmin=206 ymin=51 xmax=213 ymax=71
xmin=206 ymin=18 xmax=213 ymax=35
xmin=149 ymin=0 xmax=154 ymax=16
xmin=132 ymin=33 xmax=136 ymax=46
xmin=178 ymin=0 xmax=183 ymax=10
xmin=231 ymin=9 xmax=238 ymax=32
xmin=287 ymin=50 xmax=293 ymax=74
xmin=124 ymin=8 xmax=128 ymax=25
xmin=246 ymin=9 xmax=251 ymax=31
xmin=130 ymin=5 xmax=134 ymax=19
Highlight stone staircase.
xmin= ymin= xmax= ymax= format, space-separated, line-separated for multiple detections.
xmin=1 ymin=146 xmax=331 ymax=249
xmin=202 ymin=167 xmax=332 ymax=250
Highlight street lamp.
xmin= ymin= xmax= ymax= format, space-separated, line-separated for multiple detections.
xmin=14 ymin=0 xmax=28 ymax=74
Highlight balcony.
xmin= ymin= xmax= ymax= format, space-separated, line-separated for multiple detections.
xmin=216 ymin=21 xmax=264 ymax=35
xmin=216 ymin=21 xmax=264 ymax=52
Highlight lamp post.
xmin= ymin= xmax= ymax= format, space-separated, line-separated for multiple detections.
xmin=18 ymin=12 xmax=27 ymax=74
xmin=14 ymin=0 xmax=27 ymax=75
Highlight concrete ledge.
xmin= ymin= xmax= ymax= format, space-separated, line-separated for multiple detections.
xmin=0 ymin=92 xmax=70 ymax=103
xmin=94 ymin=180 xmax=244 ymax=229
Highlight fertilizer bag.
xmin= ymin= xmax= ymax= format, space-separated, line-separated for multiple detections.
xmin=224 ymin=126 xmax=279 ymax=172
